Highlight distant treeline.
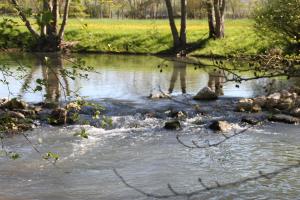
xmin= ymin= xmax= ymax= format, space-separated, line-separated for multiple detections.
xmin=0 ymin=0 xmax=256 ymax=19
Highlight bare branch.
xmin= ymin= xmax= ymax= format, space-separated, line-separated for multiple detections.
xmin=10 ymin=0 xmax=40 ymax=38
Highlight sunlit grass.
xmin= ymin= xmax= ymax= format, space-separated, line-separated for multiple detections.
xmin=2 ymin=17 xmax=270 ymax=56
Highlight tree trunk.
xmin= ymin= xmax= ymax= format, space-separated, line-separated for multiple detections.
xmin=213 ymin=0 xmax=225 ymax=38
xmin=165 ymin=0 xmax=180 ymax=48
xmin=206 ymin=0 xmax=215 ymax=38
xmin=179 ymin=0 xmax=187 ymax=47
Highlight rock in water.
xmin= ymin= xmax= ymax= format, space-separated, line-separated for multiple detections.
xmin=290 ymin=108 xmax=300 ymax=118
xmin=194 ymin=87 xmax=218 ymax=101
xmin=50 ymin=108 xmax=67 ymax=125
xmin=164 ymin=120 xmax=181 ymax=130
xmin=209 ymin=121 xmax=232 ymax=132
xmin=269 ymin=114 xmax=300 ymax=124
xmin=0 ymin=98 xmax=28 ymax=110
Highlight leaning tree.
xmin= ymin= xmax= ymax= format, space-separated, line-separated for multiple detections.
xmin=10 ymin=0 xmax=71 ymax=52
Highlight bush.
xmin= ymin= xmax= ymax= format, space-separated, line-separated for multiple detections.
xmin=254 ymin=0 xmax=300 ymax=52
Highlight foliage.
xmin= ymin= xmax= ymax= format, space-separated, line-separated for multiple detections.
xmin=0 ymin=18 xmax=31 ymax=49
xmin=254 ymin=0 xmax=300 ymax=52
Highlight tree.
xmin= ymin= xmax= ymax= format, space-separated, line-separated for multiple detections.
xmin=206 ymin=0 xmax=226 ymax=39
xmin=165 ymin=0 xmax=187 ymax=51
xmin=254 ymin=0 xmax=300 ymax=51
xmin=10 ymin=0 xmax=71 ymax=52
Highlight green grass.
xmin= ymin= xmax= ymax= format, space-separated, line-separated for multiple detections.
xmin=1 ymin=17 xmax=272 ymax=56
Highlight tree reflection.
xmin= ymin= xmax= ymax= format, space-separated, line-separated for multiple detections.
xmin=168 ymin=61 xmax=187 ymax=94
xmin=208 ymin=70 xmax=225 ymax=96
xmin=19 ymin=54 xmax=70 ymax=104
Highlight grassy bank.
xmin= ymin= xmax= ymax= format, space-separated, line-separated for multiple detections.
xmin=2 ymin=17 xmax=272 ymax=56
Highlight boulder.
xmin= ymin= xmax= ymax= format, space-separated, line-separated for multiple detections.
xmin=49 ymin=108 xmax=67 ymax=125
xmin=269 ymin=114 xmax=300 ymax=124
xmin=252 ymin=104 xmax=262 ymax=113
xmin=209 ymin=120 xmax=232 ymax=132
xmin=149 ymin=93 xmax=170 ymax=99
xmin=290 ymin=108 xmax=300 ymax=118
xmin=0 ymin=98 xmax=28 ymax=110
xmin=6 ymin=111 xmax=25 ymax=120
xmin=280 ymin=90 xmax=293 ymax=99
xmin=276 ymin=98 xmax=294 ymax=110
xmin=236 ymin=98 xmax=254 ymax=112
xmin=253 ymin=96 xmax=267 ymax=107
xmin=266 ymin=92 xmax=281 ymax=107
xmin=289 ymin=86 xmax=300 ymax=95
xmin=193 ymin=87 xmax=218 ymax=101
xmin=164 ymin=120 xmax=181 ymax=130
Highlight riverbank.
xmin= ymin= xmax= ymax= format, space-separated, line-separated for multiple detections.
xmin=1 ymin=18 xmax=277 ymax=57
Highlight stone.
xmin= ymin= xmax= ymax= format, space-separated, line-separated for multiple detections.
xmin=6 ymin=111 xmax=25 ymax=119
xmin=169 ymin=110 xmax=188 ymax=119
xmin=164 ymin=120 xmax=181 ymax=130
xmin=241 ymin=117 xmax=260 ymax=125
xmin=290 ymin=108 xmax=300 ymax=118
xmin=49 ymin=108 xmax=67 ymax=125
xmin=289 ymin=86 xmax=300 ymax=95
xmin=252 ymin=104 xmax=262 ymax=113
xmin=276 ymin=98 xmax=294 ymax=110
xmin=209 ymin=121 xmax=232 ymax=132
xmin=149 ymin=93 xmax=170 ymax=99
xmin=253 ymin=96 xmax=267 ymax=107
xmin=236 ymin=98 xmax=254 ymax=112
xmin=193 ymin=87 xmax=218 ymax=101
xmin=266 ymin=92 xmax=281 ymax=107
xmin=0 ymin=98 xmax=28 ymax=110
xmin=269 ymin=114 xmax=300 ymax=124
xmin=280 ymin=90 xmax=292 ymax=99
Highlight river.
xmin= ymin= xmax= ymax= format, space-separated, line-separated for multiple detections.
xmin=0 ymin=53 xmax=299 ymax=200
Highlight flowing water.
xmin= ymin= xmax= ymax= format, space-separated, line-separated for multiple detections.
xmin=0 ymin=53 xmax=299 ymax=200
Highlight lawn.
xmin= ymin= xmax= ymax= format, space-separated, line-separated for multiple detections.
xmin=2 ymin=17 xmax=272 ymax=56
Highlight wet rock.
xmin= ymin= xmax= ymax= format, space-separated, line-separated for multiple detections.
xmin=236 ymin=99 xmax=253 ymax=112
xmin=0 ymin=98 xmax=28 ymax=110
xmin=276 ymin=98 xmax=294 ymax=110
xmin=266 ymin=93 xmax=281 ymax=107
xmin=164 ymin=120 xmax=181 ymax=130
xmin=290 ymin=108 xmax=300 ymax=118
xmin=253 ymin=96 xmax=267 ymax=107
xmin=6 ymin=111 xmax=25 ymax=119
xmin=289 ymin=86 xmax=300 ymax=95
xmin=193 ymin=87 xmax=218 ymax=101
xmin=0 ymin=98 xmax=8 ymax=107
xmin=13 ymin=109 xmax=36 ymax=118
xmin=37 ymin=102 xmax=59 ymax=109
xmin=209 ymin=120 xmax=232 ymax=132
xmin=149 ymin=93 xmax=170 ymax=99
xmin=252 ymin=104 xmax=262 ymax=113
xmin=49 ymin=108 xmax=67 ymax=125
xmin=241 ymin=117 xmax=260 ymax=125
xmin=280 ymin=90 xmax=293 ymax=99
xmin=269 ymin=114 xmax=300 ymax=124
xmin=168 ymin=110 xmax=188 ymax=119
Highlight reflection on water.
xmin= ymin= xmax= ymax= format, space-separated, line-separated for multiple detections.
xmin=0 ymin=53 xmax=299 ymax=102
xmin=168 ymin=60 xmax=187 ymax=94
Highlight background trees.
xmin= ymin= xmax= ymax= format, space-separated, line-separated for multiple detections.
xmin=254 ymin=0 xmax=300 ymax=51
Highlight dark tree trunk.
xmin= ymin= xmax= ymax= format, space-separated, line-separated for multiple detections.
xmin=206 ymin=0 xmax=215 ymax=38
xmin=179 ymin=0 xmax=187 ymax=47
xmin=213 ymin=0 xmax=225 ymax=38
xmin=165 ymin=0 xmax=180 ymax=48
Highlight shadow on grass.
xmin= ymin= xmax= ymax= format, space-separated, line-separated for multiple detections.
xmin=157 ymin=38 xmax=211 ymax=56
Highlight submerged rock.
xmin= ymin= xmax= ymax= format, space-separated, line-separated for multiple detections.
xmin=269 ymin=114 xmax=300 ymax=124
xmin=164 ymin=120 xmax=181 ymax=130
xmin=241 ymin=117 xmax=261 ymax=125
xmin=193 ymin=87 xmax=218 ymax=101
xmin=209 ymin=120 xmax=232 ymax=132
